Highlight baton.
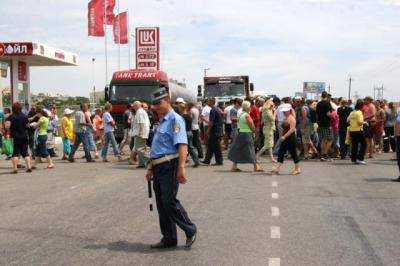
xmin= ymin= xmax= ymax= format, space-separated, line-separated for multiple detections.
xmin=148 ymin=180 xmax=153 ymax=211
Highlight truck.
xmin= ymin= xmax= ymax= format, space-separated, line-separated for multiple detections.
xmin=198 ymin=76 xmax=254 ymax=104
xmin=105 ymin=69 xmax=197 ymax=141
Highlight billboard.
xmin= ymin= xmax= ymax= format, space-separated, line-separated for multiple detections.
xmin=303 ymin=82 xmax=326 ymax=93
xmin=136 ymin=27 xmax=160 ymax=71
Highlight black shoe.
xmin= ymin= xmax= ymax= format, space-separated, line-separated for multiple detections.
xmin=87 ymin=159 xmax=96 ymax=163
xmin=26 ymin=169 xmax=32 ymax=173
xmin=392 ymin=177 xmax=400 ymax=182
xmin=150 ymin=241 xmax=177 ymax=249
xmin=201 ymin=161 xmax=210 ymax=165
xmin=212 ymin=163 xmax=223 ymax=166
xmin=68 ymin=158 xmax=75 ymax=163
xmin=136 ymin=165 xmax=145 ymax=169
xmin=185 ymin=232 xmax=197 ymax=249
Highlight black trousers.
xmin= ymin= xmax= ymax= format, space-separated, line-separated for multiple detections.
xmin=350 ymin=131 xmax=366 ymax=162
xmin=396 ymin=136 xmax=400 ymax=173
xmin=192 ymin=129 xmax=203 ymax=158
xmin=339 ymin=128 xmax=349 ymax=159
xmin=278 ymin=133 xmax=299 ymax=164
xmin=384 ymin=127 xmax=396 ymax=152
xmin=204 ymin=133 xmax=223 ymax=164
xmin=153 ymin=159 xmax=197 ymax=244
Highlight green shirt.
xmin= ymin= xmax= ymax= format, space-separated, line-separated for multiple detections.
xmin=238 ymin=112 xmax=252 ymax=133
xmin=38 ymin=116 xmax=49 ymax=135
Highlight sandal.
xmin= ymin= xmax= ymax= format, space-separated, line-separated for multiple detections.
xmin=231 ymin=168 xmax=242 ymax=172
xmin=271 ymin=168 xmax=280 ymax=175
xmin=47 ymin=165 xmax=55 ymax=169
xmin=292 ymin=169 xmax=301 ymax=175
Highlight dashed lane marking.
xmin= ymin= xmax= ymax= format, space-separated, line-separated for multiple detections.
xmin=271 ymin=206 xmax=280 ymax=217
xmin=271 ymin=193 xmax=279 ymax=199
xmin=272 ymin=181 xmax=278 ymax=187
xmin=271 ymin=226 xmax=281 ymax=239
xmin=269 ymin=258 xmax=281 ymax=266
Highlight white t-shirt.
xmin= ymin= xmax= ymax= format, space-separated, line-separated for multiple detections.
xmin=201 ymin=105 xmax=212 ymax=126
xmin=191 ymin=107 xmax=200 ymax=130
xmin=225 ymin=105 xmax=233 ymax=124
xmin=131 ymin=108 xmax=150 ymax=139
xmin=237 ymin=108 xmax=243 ymax=129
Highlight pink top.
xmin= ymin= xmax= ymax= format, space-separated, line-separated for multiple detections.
xmin=330 ymin=109 xmax=339 ymax=133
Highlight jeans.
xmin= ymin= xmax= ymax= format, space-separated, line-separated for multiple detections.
xmin=153 ymin=159 xmax=197 ymax=243
xmin=69 ymin=132 xmax=92 ymax=162
xmin=101 ymin=131 xmax=120 ymax=158
xmin=396 ymin=136 xmax=400 ymax=173
xmin=192 ymin=129 xmax=203 ymax=158
xmin=187 ymin=131 xmax=199 ymax=165
xmin=339 ymin=128 xmax=348 ymax=159
xmin=350 ymin=131 xmax=367 ymax=162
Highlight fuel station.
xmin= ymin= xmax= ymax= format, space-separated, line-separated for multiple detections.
xmin=0 ymin=42 xmax=78 ymax=107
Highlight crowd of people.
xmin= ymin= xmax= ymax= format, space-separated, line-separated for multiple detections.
xmin=1 ymin=91 xmax=399 ymax=180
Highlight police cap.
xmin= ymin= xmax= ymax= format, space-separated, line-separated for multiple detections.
xmin=151 ymin=87 xmax=169 ymax=105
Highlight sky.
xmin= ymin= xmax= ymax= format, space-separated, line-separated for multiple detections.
xmin=0 ymin=0 xmax=399 ymax=100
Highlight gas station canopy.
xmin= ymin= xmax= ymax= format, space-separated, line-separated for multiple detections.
xmin=0 ymin=41 xmax=78 ymax=105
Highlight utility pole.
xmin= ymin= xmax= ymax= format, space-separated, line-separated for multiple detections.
xmin=204 ymin=68 xmax=210 ymax=77
xmin=348 ymin=76 xmax=353 ymax=100
xmin=374 ymin=85 xmax=384 ymax=100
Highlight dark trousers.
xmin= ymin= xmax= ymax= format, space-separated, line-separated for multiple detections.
xmin=187 ymin=132 xmax=199 ymax=165
xmin=192 ymin=129 xmax=203 ymax=158
xmin=28 ymin=131 xmax=35 ymax=157
xmin=204 ymin=133 xmax=223 ymax=164
xmin=153 ymin=159 xmax=197 ymax=244
xmin=69 ymin=132 xmax=92 ymax=162
xmin=350 ymin=131 xmax=366 ymax=162
xmin=278 ymin=133 xmax=299 ymax=164
xmin=396 ymin=136 xmax=400 ymax=172
xmin=339 ymin=128 xmax=349 ymax=159
xmin=384 ymin=127 xmax=396 ymax=152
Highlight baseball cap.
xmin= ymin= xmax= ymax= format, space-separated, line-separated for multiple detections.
xmin=176 ymin=97 xmax=186 ymax=104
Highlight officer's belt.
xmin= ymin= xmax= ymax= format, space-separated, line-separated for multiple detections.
xmin=150 ymin=154 xmax=179 ymax=167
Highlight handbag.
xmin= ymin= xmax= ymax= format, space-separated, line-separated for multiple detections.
xmin=2 ymin=138 xmax=13 ymax=156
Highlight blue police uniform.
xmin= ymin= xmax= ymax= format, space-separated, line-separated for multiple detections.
xmin=150 ymin=109 xmax=197 ymax=246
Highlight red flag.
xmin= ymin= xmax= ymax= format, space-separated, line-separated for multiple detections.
xmin=105 ymin=0 xmax=116 ymax=25
xmin=88 ymin=0 xmax=104 ymax=36
xmin=113 ymin=12 xmax=128 ymax=44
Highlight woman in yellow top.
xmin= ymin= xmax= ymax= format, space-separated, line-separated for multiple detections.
xmin=60 ymin=108 xmax=74 ymax=160
xmin=32 ymin=108 xmax=54 ymax=169
xmin=347 ymin=100 xmax=367 ymax=165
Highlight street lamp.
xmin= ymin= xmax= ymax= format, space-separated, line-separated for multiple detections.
xmin=204 ymin=68 xmax=210 ymax=77
xmin=92 ymin=58 xmax=96 ymax=104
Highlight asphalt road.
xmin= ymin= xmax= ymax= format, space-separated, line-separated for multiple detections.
xmin=0 ymin=151 xmax=400 ymax=266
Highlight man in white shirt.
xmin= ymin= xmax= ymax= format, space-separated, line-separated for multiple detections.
xmin=131 ymin=101 xmax=151 ymax=168
xmin=200 ymin=100 xmax=212 ymax=144
xmin=224 ymin=99 xmax=234 ymax=145
xmin=189 ymin=103 xmax=203 ymax=158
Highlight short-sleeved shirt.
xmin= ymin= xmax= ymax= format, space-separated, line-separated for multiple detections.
xmin=250 ymin=105 xmax=261 ymax=129
xmin=230 ymin=107 xmax=238 ymax=125
xmin=348 ymin=110 xmax=364 ymax=132
xmin=316 ymin=100 xmax=333 ymax=128
xmin=60 ymin=116 xmax=74 ymax=140
xmin=225 ymin=105 xmax=233 ymax=124
xmin=38 ymin=116 xmax=49 ymax=136
xmin=8 ymin=113 xmax=29 ymax=142
xmin=190 ymin=107 xmax=200 ymax=131
xmin=201 ymin=105 xmax=212 ymax=126
xmin=123 ymin=109 xmax=132 ymax=129
xmin=131 ymin=108 xmax=150 ymax=139
xmin=74 ymin=111 xmax=86 ymax=133
xmin=150 ymin=109 xmax=187 ymax=159
xmin=103 ymin=111 xmax=115 ymax=133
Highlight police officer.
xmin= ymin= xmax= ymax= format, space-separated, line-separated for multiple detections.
xmin=146 ymin=87 xmax=197 ymax=249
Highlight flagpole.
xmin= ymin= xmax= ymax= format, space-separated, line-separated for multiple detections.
xmin=128 ymin=10 xmax=131 ymax=69
xmin=104 ymin=0 xmax=108 ymax=86
xmin=117 ymin=0 xmax=121 ymax=71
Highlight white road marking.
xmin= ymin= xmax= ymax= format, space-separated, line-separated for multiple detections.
xmin=269 ymin=258 xmax=281 ymax=266
xmin=70 ymin=186 xmax=78 ymax=190
xmin=272 ymin=181 xmax=278 ymax=187
xmin=271 ymin=193 xmax=279 ymax=199
xmin=271 ymin=206 xmax=280 ymax=217
xmin=271 ymin=226 xmax=281 ymax=239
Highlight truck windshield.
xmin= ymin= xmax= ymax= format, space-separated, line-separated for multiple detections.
xmin=109 ymin=84 xmax=158 ymax=104
xmin=204 ymin=82 xmax=245 ymax=98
